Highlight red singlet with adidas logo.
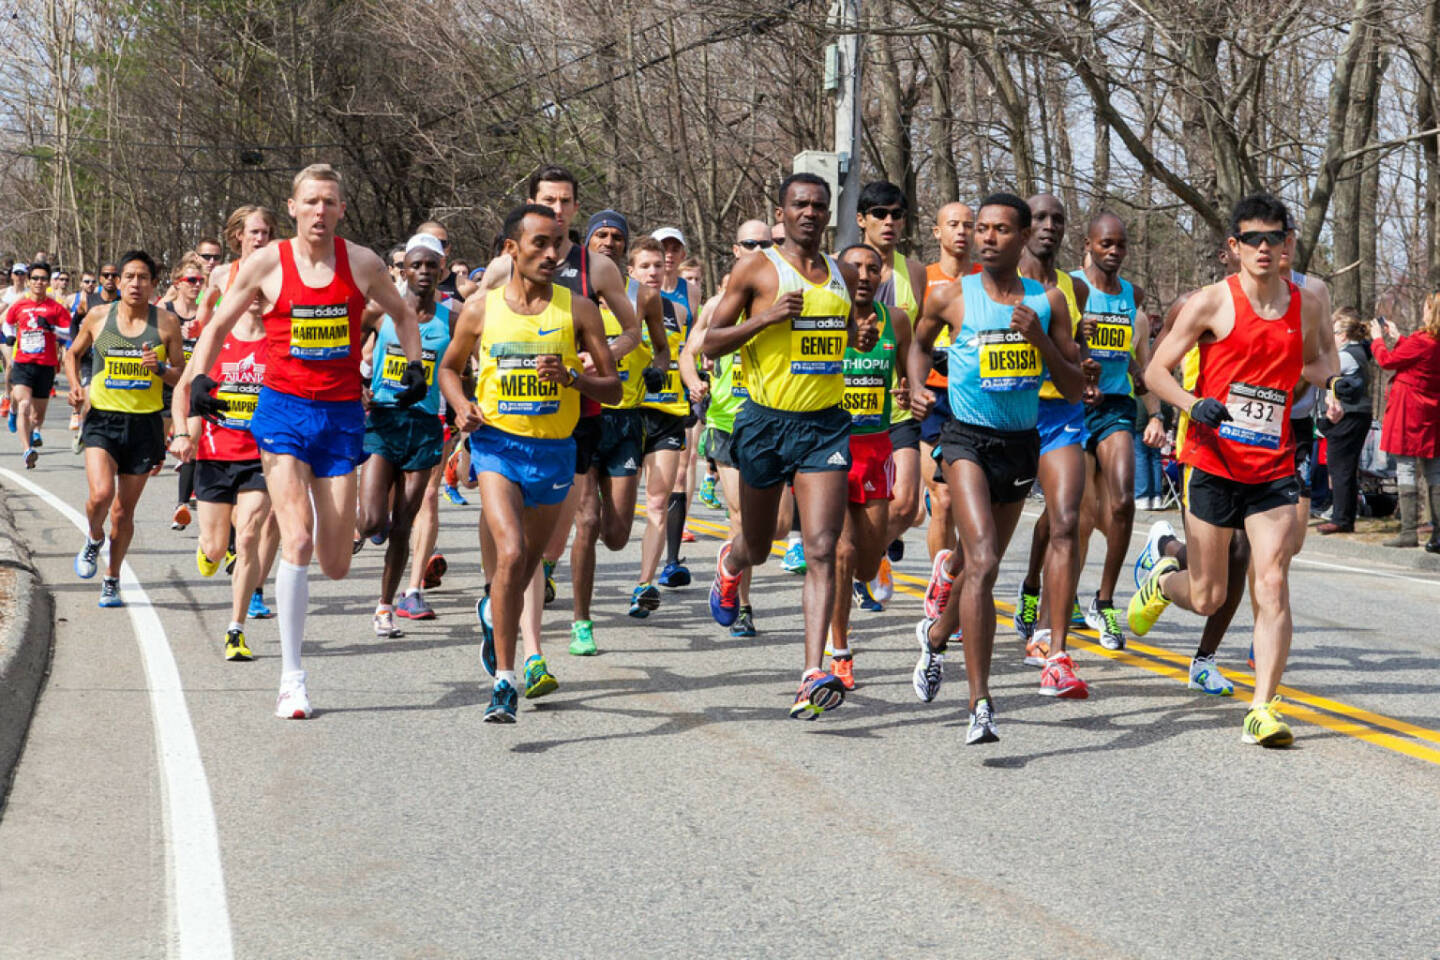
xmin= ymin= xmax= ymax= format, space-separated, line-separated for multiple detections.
xmin=261 ymin=238 xmax=367 ymax=401
xmin=1177 ymin=274 xmax=1304 ymax=483
xmin=200 ymin=336 xmax=266 ymax=462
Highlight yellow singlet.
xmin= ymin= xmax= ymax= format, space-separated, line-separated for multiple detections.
xmin=740 ymin=248 xmax=851 ymax=413
xmin=601 ymin=298 xmax=651 ymax=410
xmin=1036 ymin=270 xmax=1083 ymax=401
xmin=641 ymin=296 xmax=688 ymax=418
xmin=476 ymin=284 xmax=582 ymax=440
xmin=89 ymin=303 xmax=167 ymax=415
xmin=888 ymin=252 xmax=918 ymax=425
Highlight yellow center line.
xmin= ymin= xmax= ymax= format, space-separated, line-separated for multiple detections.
xmin=682 ymin=515 xmax=1440 ymax=766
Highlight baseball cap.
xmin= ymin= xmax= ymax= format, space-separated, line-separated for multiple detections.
xmin=651 ymin=227 xmax=686 ymax=247
xmin=11 ymin=263 xmax=26 ymax=274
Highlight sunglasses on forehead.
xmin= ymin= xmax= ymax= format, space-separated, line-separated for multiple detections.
xmin=738 ymin=239 xmax=774 ymax=250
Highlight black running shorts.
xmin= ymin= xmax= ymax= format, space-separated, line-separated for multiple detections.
xmin=938 ymin=418 xmax=1040 ymax=504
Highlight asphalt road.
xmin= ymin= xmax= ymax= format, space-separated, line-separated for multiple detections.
xmin=2 ymin=420 xmax=1439 ymax=959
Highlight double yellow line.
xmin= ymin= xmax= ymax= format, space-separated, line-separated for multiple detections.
xmin=683 ymin=514 xmax=1440 ymax=767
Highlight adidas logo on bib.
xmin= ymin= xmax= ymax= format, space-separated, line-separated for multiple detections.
xmin=826 ymin=451 xmax=847 ymax=466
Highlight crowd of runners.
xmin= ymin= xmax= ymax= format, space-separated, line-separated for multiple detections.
xmin=0 ymin=161 xmax=1347 ymax=748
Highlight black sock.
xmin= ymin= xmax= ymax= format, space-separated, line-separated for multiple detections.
xmin=1022 ymin=578 xmax=1040 ymax=595
xmin=1194 ymin=647 xmax=1214 ymax=660
xmin=1096 ymin=593 xmax=1114 ymax=609
xmin=227 ymin=525 xmax=237 ymax=553
xmin=253 ymin=587 xmax=263 ymax=599
xmin=665 ymin=492 xmax=686 ymax=564
xmin=791 ymin=506 xmax=802 ymax=535
xmin=1158 ymin=534 xmax=1178 ymax=556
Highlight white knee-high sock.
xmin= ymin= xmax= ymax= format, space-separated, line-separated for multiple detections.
xmin=276 ymin=559 xmax=309 ymax=676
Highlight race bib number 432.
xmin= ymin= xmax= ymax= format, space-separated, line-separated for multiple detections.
xmin=289 ymin=303 xmax=351 ymax=360
xmin=1219 ymin=382 xmax=1286 ymax=449
xmin=790 ymin=316 xmax=846 ymax=375
xmin=977 ymin=330 xmax=1041 ymax=392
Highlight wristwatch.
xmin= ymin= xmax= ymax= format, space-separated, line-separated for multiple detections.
xmin=565 ymin=367 xmax=579 ymax=387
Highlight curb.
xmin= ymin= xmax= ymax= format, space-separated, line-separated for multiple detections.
xmin=0 ymin=491 xmax=53 ymax=810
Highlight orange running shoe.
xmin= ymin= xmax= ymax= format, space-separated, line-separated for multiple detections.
xmin=172 ymin=503 xmax=191 ymax=529
xmin=831 ymin=654 xmax=855 ymax=690
xmin=443 ymin=446 xmax=461 ymax=487
xmin=1024 ymin=628 xmax=1051 ymax=667
xmin=681 ymin=528 xmax=696 ymax=543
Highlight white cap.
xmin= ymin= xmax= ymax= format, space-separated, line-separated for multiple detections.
xmin=11 ymin=263 xmax=27 ymax=273
xmin=651 ymin=227 xmax=686 ymax=247
xmin=404 ymin=234 xmax=446 ymax=259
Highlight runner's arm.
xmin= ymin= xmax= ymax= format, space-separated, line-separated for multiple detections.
xmin=591 ymin=255 xmax=642 ymax=360
xmin=639 ymin=285 xmax=671 ymax=379
xmin=353 ymin=246 xmax=421 ymax=362
xmin=154 ymin=312 xmax=186 ymax=387
xmin=1300 ymin=286 xmax=1341 ymax=391
xmin=193 ymin=271 xmax=224 ymax=329
xmin=680 ymin=297 xmax=713 ymax=394
xmin=178 ymin=246 xmax=276 ymax=421
xmin=1130 ymin=286 xmax=1160 ymax=416
xmin=1144 ymin=284 xmax=1221 ymax=414
xmin=559 ymin=296 xmax=620 ymax=406
xmin=476 ymin=255 xmax=510 ymax=292
xmin=62 ymin=306 xmax=100 ymax=407
xmin=1026 ymin=288 xmax=1083 ymax=403
xmin=906 ymin=281 xmax=960 ymax=416
xmin=702 ymin=255 xmax=798 ymax=358
xmin=439 ymin=295 xmax=485 ymax=430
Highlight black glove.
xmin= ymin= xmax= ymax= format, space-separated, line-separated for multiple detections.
xmin=189 ymin=374 xmax=230 ymax=423
xmin=931 ymin=347 xmax=949 ymax=378
xmin=642 ymin=366 xmax=666 ymax=393
xmin=1332 ymin=376 xmax=1363 ymax=404
xmin=393 ymin=360 xmax=429 ymax=408
xmin=1189 ymin=397 xmax=1232 ymax=429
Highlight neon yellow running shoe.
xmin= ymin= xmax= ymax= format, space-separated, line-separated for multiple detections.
xmin=1242 ymin=697 xmax=1294 ymax=747
xmin=196 ymin=544 xmax=221 ymax=578
xmin=523 ymin=655 xmax=558 ymax=699
xmin=1127 ymin=556 xmax=1178 ymax=636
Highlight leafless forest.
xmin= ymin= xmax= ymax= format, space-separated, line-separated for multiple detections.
xmin=2 ymin=0 xmax=1437 ymax=324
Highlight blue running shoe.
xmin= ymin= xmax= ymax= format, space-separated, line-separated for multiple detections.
xmin=1134 ymin=519 xmax=1177 ymax=591
xmin=781 ymin=541 xmax=806 ymax=573
xmin=709 ymin=541 xmax=741 ymax=626
xmin=484 ymin=680 xmax=518 ymax=723
xmin=1070 ymin=600 xmax=1087 ymax=627
xmin=97 ymin=577 xmax=123 ymax=608
xmin=789 ymin=671 xmax=846 ymax=719
xmin=475 ymin=594 xmax=496 ymax=676
xmin=699 ymin=473 xmax=722 ymax=509
xmin=730 ymin=604 xmax=756 ymax=638
xmin=629 ymin=583 xmax=661 ymax=618
xmin=6 ymin=408 xmax=15 ymax=433
xmin=441 ymin=483 xmax=469 ymax=506
xmin=247 ymin=590 xmax=274 ymax=619
xmin=887 ymin=538 xmax=904 ymax=562
xmin=852 ymin=579 xmax=883 ymax=612
xmin=30 ymin=430 xmax=42 ymax=448
xmin=395 ymin=591 xmax=435 ymax=620
xmin=657 ymin=560 xmax=691 ymax=588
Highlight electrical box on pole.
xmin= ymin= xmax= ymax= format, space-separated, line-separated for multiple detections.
xmin=793 ymin=151 xmax=840 ymax=228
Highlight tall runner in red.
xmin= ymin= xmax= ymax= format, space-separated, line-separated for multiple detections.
xmin=1130 ymin=194 xmax=1339 ymax=748
xmin=178 ymin=164 xmax=427 ymax=719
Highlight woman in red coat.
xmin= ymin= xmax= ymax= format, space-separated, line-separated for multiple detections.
xmin=1372 ymin=292 xmax=1440 ymax=550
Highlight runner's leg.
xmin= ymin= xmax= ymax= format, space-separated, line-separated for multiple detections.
xmin=792 ymin=469 xmax=849 ymax=674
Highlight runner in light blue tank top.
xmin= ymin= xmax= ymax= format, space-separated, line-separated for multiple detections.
xmin=947 ymin=272 xmax=1052 ymax=432
xmin=370 ymin=300 xmax=452 ymax=416
xmin=1071 ymin=271 xmax=1137 ymax=397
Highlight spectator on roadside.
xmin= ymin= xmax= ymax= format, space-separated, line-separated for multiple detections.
xmin=1373 ymin=293 xmax=1440 ymax=551
xmin=1318 ymin=307 xmax=1373 ymax=534
xmin=1132 ymin=394 xmax=1167 ymax=510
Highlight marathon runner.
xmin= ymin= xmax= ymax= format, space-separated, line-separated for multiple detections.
xmin=63 ymin=251 xmax=187 ymax=607
xmin=4 ymin=261 xmax=70 ymax=466
xmin=440 ymin=203 xmax=619 ymax=723
xmin=907 ymin=193 xmax=1085 ymax=743
xmin=828 ymin=243 xmax=910 ymax=690
xmin=165 ymin=252 xmax=208 ymax=530
xmin=704 ymin=172 xmax=876 ymax=720
xmin=1129 ymin=193 xmax=1340 ymax=747
xmin=1009 ymin=194 xmax=1094 ymax=675
xmin=854 ymin=181 xmax=925 ymax=579
xmin=682 ymin=219 xmax=774 ymax=638
xmin=181 ymin=164 xmax=426 ymax=720
xmin=168 ymin=277 xmax=274 ymax=662
xmin=356 ymin=234 xmax=455 ymax=639
xmin=651 ymin=226 xmax=702 ymax=585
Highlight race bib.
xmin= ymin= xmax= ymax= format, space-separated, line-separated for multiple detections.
xmin=102 ymin=348 xmax=155 ymax=390
xmin=606 ymin=335 xmax=629 ymax=382
xmin=645 ymin=361 xmax=682 ymax=404
xmin=789 ymin=316 xmax=846 ymax=375
xmin=288 ymin=303 xmax=351 ymax=360
xmin=731 ymin=354 xmax=749 ymax=399
xmin=1219 ymin=382 xmax=1285 ymax=449
xmin=380 ymin=346 xmax=436 ymax=389
xmin=216 ymin=383 xmax=260 ymax=430
xmin=492 ymin=343 xmax=560 ymax=416
xmin=183 ymin=338 xmax=197 ymax=363
xmin=18 ymin=329 xmax=46 ymax=355
xmin=842 ymin=373 xmax=886 ymax=427
xmin=977 ymin=330 xmax=1041 ymax=392
xmin=1086 ymin=312 xmax=1133 ymax=360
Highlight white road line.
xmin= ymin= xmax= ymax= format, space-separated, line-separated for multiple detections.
xmin=0 ymin=468 xmax=233 ymax=960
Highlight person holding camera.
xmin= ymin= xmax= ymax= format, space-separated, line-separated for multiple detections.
xmin=1373 ymin=296 xmax=1440 ymax=550
xmin=1317 ymin=307 xmax=1373 ymax=534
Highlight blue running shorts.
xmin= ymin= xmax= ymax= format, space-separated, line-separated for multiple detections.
xmin=468 ymin=426 xmax=576 ymax=507
xmin=250 ymin=386 xmax=365 ymax=478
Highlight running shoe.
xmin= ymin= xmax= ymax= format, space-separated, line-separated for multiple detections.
xmin=923 ymin=549 xmax=955 ymax=619
xmin=522 ymin=655 xmax=558 ymax=699
xmin=830 ymin=654 xmax=855 ymax=691
xmin=1070 ymin=600 xmax=1086 ymax=626
xmin=730 ymin=604 xmax=756 ymax=638
xmin=912 ymin=618 xmax=945 ymax=702
xmin=70 ymin=429 xmax=83 ymax=454
xmin=224 ymin=549 xmax=237 ymax=575
xmin=1024 ymin=628 xmax=1052 ymax=667
xmin=74 ymin=537 xmax=102 ymax=579
xmin=475 ymin=595 xmax=496 ymax=677
xmin=788 ymin=671 xmax=846 ymax=719
xmin=1247 ymin=644 xmax=1256 ymax=670
xmin=68 ymin=412 xmax=80 ymax=431
xmin=172 ymin=503 xmax=191 ymax=530
xmin=708 ymin=541 xmax=742 ymax=627
xmin=30 ymin=430 xmax=41 ymax=448
xmin=543 ymin=559 xmax=556 ymax=604
xmin=247 ymin=590 xmax=274 ymax=619
xmin=1013 ymin=582 xmax=1040 ymax=640
xmin=658 ymin=560 xmax=691 ymax=588
xmin=699 ymin=474 xmax=722 ymax=509
xmin=629 ymin=583 xmax=661 ymax=618
xmin=1242 ymin=697 xmax=1294 ymax=747
xmin=369 ymin=529 xmax=387 ymax=546
xmin=1133 ymin=519 xmax=1177 ymax=590
xmin=395 ymin=591 xmax=435 ymax=620
xmin=373 ymin=609 xmax=403 ymax=639
xmin=422 ymin=553 xmax=447 ymax=590
xmin=97 ymin=576 xmax=123 ymax=608
xmin=1039 ymin=652 xmax=1089 ymax=699
xmin=681 ymin=528 xmax=696 ymax=543
xmin=781 ymin=541 xmax=806 ymax=573
xmin=275 ymin=671 xmax=312 ymax=719
xmin=22 ymin=447 xmax=37 ymax=469
xmin=1188 ymin=656 xmax=1234 ymax=697
xmin=1127 ymin=557 xmax=1179 ymax=636
xmin=852 ymin=578 xmax=883 ymax=612
xmin=1086 ymin=597 xmax=1125 ymax=651
xmin=569 ymin=620 xmax=597 ymax=656
xmin=196 ymin=544 xmax=220 ymax=578
xmin=441 ymin=483 xmax=469 ymax=506
xmin=351 ymin=537 xmax=365 ymax=556
xmin=887 ymin=538 xmax=904 ymax=562
xmin=484 ymin=680 xmax=518 ymax=723
xmin=872 ymin=555 xmax=895 ymax=604
xmin=5 ymin=406 xmax=14 ymax=433
xmin=224 ymin=628 xmax=253 ymax=662
xmin=966 ymin=698 xmax=999 ymax=745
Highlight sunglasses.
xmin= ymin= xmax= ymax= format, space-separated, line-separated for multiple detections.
xmin=28 ymin=274 xmax=49 ymax=282
xmin=1234 ymin=230 xmax=1286 ymax=248
xmin=180 ymin=275 xmax=205 ymax=284
xmin=865 ymin=206 xmax=907 ymax=221
xmin=54 ymin=276 xmax=69 ymax=282
xmin=738 ymin=239 xmax=774 ymax=250
xmin=100 ymin=272 xmax=119 ymax=278
xmin=199 ymin=252 xmax=221 ymax=261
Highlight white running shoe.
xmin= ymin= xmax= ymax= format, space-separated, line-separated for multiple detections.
xmin=373 ymin=609 xmax=403 ymax=639
xmin=966 ymin=698 xmax=999 ymax=745
xmin=275 ymin=671 xmax=312 ymax=719
xmin=1134 ymin=519 xmax=1177 ymax=590
xmin=870 ymin=556 xmax=895 ymax=605
xmin=912 ymin=618 xmax=945 ymax=702
xmin=1188 ymin=656 xmax=1235 ymax=697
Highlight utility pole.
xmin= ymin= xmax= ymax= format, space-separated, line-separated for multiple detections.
xmin=832 ymin=0 xmax=862 ymax=247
